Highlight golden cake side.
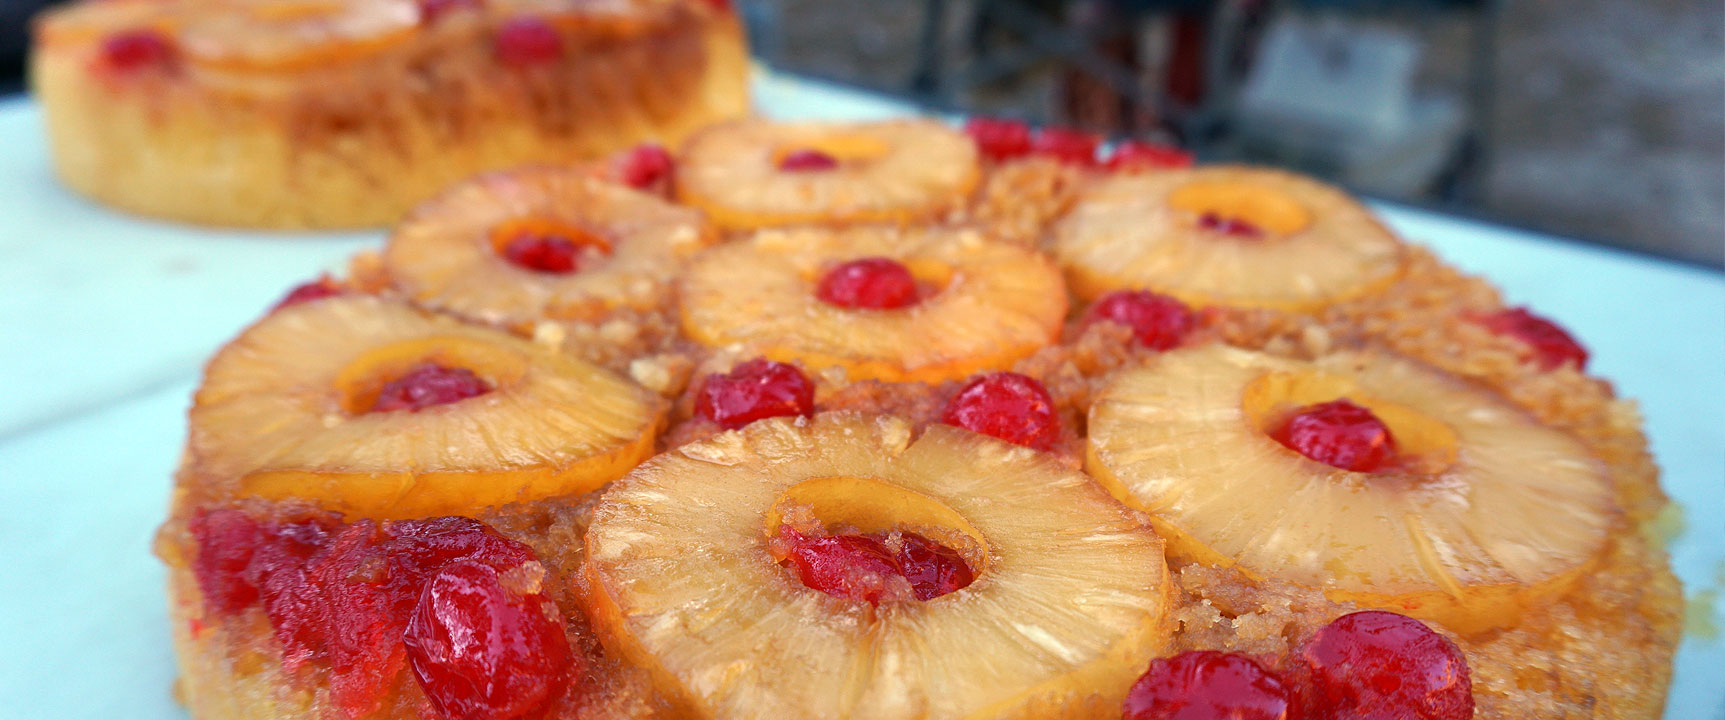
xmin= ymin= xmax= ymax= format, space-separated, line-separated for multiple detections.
xmin=31 ymin=0 xmax=750 ymax=229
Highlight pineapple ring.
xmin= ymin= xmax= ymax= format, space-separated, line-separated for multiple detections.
xmin=1086 ymin=344 xmax=1618 ymax=634
xmin=177 ymin=0 xmax=421 ymax=72
xmin=186 ymin=295 xmax=666 ymax=519
xmin=33 ymin=0 xmax=190 ymax=48
xmin=584 ymin=413 xmax=1173 ymax=719
xmin=1051 ymin=166 xmax=1405 ymax=310
xmin=675 ymin=119 xmax=982 ymax=229
xmin=678 ymin=226 xmax=1067 ymax=383
xmin=385 ymin=167 xmax=717 ymax=328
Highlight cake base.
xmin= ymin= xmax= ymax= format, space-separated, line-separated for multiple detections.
xmin=32 ymin=7 xmax=750 ymax=230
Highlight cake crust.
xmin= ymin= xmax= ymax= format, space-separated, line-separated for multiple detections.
xmin=158 ymin=121 xmax=1680 ymax=719
xmin=32 ymin=0 xmax=750 ymax=228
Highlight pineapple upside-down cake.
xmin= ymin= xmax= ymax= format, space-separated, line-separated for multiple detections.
xmin=30 ymin=0 xmax=748 ymax=229
xmin=156 ymin=116 xmax=1680 ymax=720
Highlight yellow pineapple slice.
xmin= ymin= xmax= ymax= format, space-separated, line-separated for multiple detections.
xmin=177 ymin=0 xmax=420 ymax=72
xmin=1086 ymin=344 xmax=1617 ymax=634
xmin=584 ymin=413 xmax=1172 ymax=719
xmin=385 ymin=166 xmax=716 ymax=328
xmin=33 ymin=0 xmax=189 ymax=48
xmin=678 ymin=225 xmax=1067 ymax=383
xmin=1051 ymin=166 xmax=1404 ymax=310
xmin=186 ymin=295 xmax=665 ymax=518
xmin=675 ymin=119 xmax=981 ymax=229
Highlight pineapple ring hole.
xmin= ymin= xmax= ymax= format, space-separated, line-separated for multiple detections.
xmin=1168 ymin=181 xmax=1314 ymax=237
xmin=487 ymin=217 xmax=614 ymax=258
xmin=765 ymin=475 xmax=992 ymax=579
xmin=802 ymin=257 xmax=957 ymax=298
xmin=333 ymin=336 xmax=527 ymax=415
xmin=770 ymin=133 xmax=892 ymax=167
xmin=1241 ymin=371 xmax=1459 ymax=474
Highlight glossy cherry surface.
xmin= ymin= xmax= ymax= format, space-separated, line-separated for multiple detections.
xmin=964 ymin=117 xmax=1032 ymax=162
xmin=101 ymin=30 xmax=176 ymax=73
xmin=274 ymin=278 xmax=344 ymax=310
xmin=499 ymin=231 xmax=581 ymax=274
xmin=1271 ymin=399 xmax=1398 ymax=473
xmin=815 ymin=257 xmax=921 ymax=310
xmin=1198 ymin=212 xmax=1266 ymax=238
xmin=778 ymin=149 xmax=840 ymax=171
xmin=1477 ymin=307 xmax=1589 ymax=370
xmin=405 ymin=560 xmax=573 ymax=720
xmin=1123 ymin=650 xmax=1293 ymax=720
xmin=695 ymin=359 xmax=816 ymax=430
xmin=1083 ymin=291 xmax=1195 ymax=351
xmin=370 ymin=364 xmax=492 ymax=413
xmin=614 ymin=143 xmax=674 ymax=191
xmin=941 ymin=372 xmax=1060 ymax=451
xmin=190 ymin=513 xmax=571 ymax=718
xmin=494 ymin=17 xmax=562 ymax=68
xmin=1029 ymin=127 xmax=1101 ymax=166
xmin=1301 ymin=611 xmax=1474 ymax=720
xmin=778 ymin=527 xmax=974 ymax=605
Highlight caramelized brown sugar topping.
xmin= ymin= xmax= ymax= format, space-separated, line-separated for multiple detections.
xmin=159 ymin=117 xmax=1679 ymax=720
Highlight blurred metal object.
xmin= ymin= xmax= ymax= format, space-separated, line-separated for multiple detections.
xmin=1230 ymin=15 xmax=1466 ymax=196
xmin=1225 ymin=0 xmax=1497 ymax=201
xmin=907 ymin=0 xmax=1496 ymax=200
xmin=911 ymin=0 xmax=1271 ymax=145
xmin=914 ymin=0 xmax=1161 ymax=127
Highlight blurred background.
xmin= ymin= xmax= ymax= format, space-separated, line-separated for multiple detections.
xmin=3 ymin=0 xmax=1721 ymax=267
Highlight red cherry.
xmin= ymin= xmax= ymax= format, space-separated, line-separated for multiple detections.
xmin=1271 ymin=399 xmax=1397 ymax=473
xmin=614 ymin=143 xmax=674 ymax=191
xmin=695 ymin=359 xmax=815 ymax=430
xmin=1083 ymin=291 xmax=1195 ymax=351
xmin=405 ymin=560 xmax=574 ymax=720
xmin=894 ymin=532 xmax=973 ymax=601
xmin=1301 ymin=611 xmax=1474 ymax=720
xmin=246 ymin=518 xmax=337 ymax=671
xmin=100 ymin=30 xmax=176 ymax=73
xmin=308 ymin=519 xmax=551 ymax=717
xmin=313 ymin=523 xmax=417 ymax=717
xmin=1030 ymin=126 xmax=1101 ymax=166
xmin=500 ymin=231 xmax=581 ymax=273
xmin=778 ymin=148 xmax=840 ymax=171
xmin=192 ymin=511 xmax=560 ymax=716
xmin=1198 ymin=212 xmax=1265 ymax=238
xmin=1476 ymin=307 xmax=1588 ymax=371
xmin=815 ymin=257 xmax=920 ymax=310
xmin=273 ymin=277 xmax=343 ymax=310
xmin=381 ymin=517 xmax=538 ymax=612
xmin=494 ymin=17 xmax=562 ymax=68
xmin=941 ymin=372 xmax=1060 ymax=451
xmin=1123 ymin=651 xmax=1293 ymax=720
xmin=189 ymin=509 xmax=264 ymax=615
xmin=370 ymin=363 xmax=492 ymax=413
xmin=779 ymin=527 xmax=902 ymax=606
xmin=1106 ymin=140 xmax=1194 ymax=172
xmin=964 ymin=117 xmax=1032 ymax=162
xmin=419 ymin=0 xmax=481 ymax=25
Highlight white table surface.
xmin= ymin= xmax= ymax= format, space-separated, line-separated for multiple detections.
xmin=1 ymin=72 xmax=1720 ymax=719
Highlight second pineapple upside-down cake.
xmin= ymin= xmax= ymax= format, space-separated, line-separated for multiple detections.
xmin=30 ymin=0 xmax=748 ymax=229
xmin=156 ymin=117 xmax=1680 ymax=720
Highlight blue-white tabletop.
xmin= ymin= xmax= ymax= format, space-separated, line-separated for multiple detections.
xmin=0 ymin=71 xmax=1720 ymax=719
